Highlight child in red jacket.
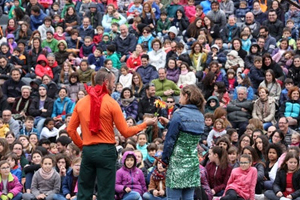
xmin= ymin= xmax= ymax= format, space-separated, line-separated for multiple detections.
xmin=35 ymin=54 xmax=53 ymax=79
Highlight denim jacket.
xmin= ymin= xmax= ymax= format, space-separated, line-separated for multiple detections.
xmin=162 ymin=104 xmax=204 ymax=165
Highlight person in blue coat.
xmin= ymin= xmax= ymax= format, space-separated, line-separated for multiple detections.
xmin=51 ymin=88 xmax=74 ymax=122
xmin=30 ymin=5 xmax=47 ymax=31
xmin=136 ymin=54 xmax=158 ymax=84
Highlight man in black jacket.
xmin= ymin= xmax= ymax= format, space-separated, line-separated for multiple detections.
xmin=227 ymin=86 xmax=253 ymax=136
xmin=28 ymin=84 xmax=54 ymax=134
xmin=2 ymin=68 xmax=25 ymax=108
xmin=85 ymin=2 xmax=103 ymax=29
xmin=138 ymin=83 xmax=159 ymax=121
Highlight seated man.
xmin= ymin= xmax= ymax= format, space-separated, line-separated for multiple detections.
xmin=151 ymin=68 xmax=180 ymax=101
xmin=227 ymin=86 xmax=253 ymax=136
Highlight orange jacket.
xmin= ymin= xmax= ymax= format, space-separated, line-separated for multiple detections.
xmin=67 ymin=94 xmax=147 ymax=149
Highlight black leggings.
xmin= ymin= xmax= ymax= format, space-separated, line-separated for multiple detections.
xmin=220 ymin=189 xmax=245 ymax=200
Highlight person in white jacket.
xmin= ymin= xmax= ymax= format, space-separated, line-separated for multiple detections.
xmin=148 ymin=38 xmax=166 ymax=70
xmin=40 ymin=118 xmax=59 ymax=142
xmin=177 ymin=62 xmax=196 ymax=88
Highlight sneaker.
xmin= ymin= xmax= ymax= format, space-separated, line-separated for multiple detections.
xmin=255 ymin=194 xmax=265 ymax=200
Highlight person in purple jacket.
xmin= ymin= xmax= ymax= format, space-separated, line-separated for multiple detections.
xmin=115 ymin=151 xmax=147 ymax=200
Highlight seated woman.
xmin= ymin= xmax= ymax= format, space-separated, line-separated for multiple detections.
xmin=11 ymin=86 xmax=32 ymax=121
xmin=51 ymin=88 xmax=74 ymax=128
xmin=206 ymin=146 xmax=232 ymax=197
xmin=137 ymin=27 xmax=155 ymax=52
xmin=278 ymin=86 xmax=300 ymax=129
xmin=270 ymin=129 xmax=287 ymax=153
xmin=252 ymin=86 xmax=277 ymax=130
xmin=259 ymin=69 xmax=282 ymax=103
xmin=118 ymin=88 xmax=139 ymax=120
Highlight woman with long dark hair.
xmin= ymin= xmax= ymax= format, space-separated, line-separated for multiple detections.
xmin=262 ymin=53 xmax=284 ymax=81
xmin=198 ymin=71 xmax=215 ymax=100
xmin=259 ymin=69 xmax=281 ymax=102
xmin=159 ymin=85 xmax=205 ymax=199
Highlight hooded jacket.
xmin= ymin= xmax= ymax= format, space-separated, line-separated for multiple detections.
xmin=115 ymin=151 xmax=147 ymax=199
xmin=54 ymin=40 xmax=69 ymax=66
xmin=35 ymin=54 xmax=53 ymax=79
xmin=205 ymin=96 xmax=220 ymax=113
xmin=37 ymin=24 xmax=55 ymax=40
xmin=225 ymin=50 xmax=244 ymax=70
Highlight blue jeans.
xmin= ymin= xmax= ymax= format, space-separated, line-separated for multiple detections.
xmin=12 ymin=193 xmax=22 ymax=200
xmin=166 ymin=187 xmax=194 ymax=200
xmin=53 ymin=194 xmax=77 ymax=200
xmin=263 ymin=122 xmax=273 ymax=131
xmin=34 ymin=116 xmax=46 ymax=136
xmin=143 ymin=192 xmax=167 ymax=200
xmin=122 ymin=191 xmax=142 ymax=200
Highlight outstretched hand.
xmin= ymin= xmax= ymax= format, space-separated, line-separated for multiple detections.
xmin=144 ymin=117 xmax=157 ymax=126
xmin=159 ymin=117 xmax=169 ymax=126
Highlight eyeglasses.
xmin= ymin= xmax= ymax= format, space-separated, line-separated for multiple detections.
xmin=13 ymin=148 xmax=22 ymax=150
xmin=1 ymin=167 xmax=10 ymax=170
xmin=143 ymin=31 xmax=149 ymax=34
xmin=240 ymin=162 xmax=249 ymax=165
xmin=166 ymin=101 xmax=174 ymax=103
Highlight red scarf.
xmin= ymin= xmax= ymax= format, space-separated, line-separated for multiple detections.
xmin=85 ymin=84 xmax=109 ymax=135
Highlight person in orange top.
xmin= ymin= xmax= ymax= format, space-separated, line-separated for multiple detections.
xmin=67 ymin=68 xmax=157 ymax=200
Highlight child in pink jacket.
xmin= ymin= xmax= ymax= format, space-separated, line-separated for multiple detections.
xmin=220 ymin=154 xmax=257 ymax=200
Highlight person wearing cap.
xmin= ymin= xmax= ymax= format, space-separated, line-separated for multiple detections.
xmin=41 ymin=30 xmax=59 ymax=53
xmin=206 ymin=1 xmax=226 ymax=28
xmin=29 ymin=84 xmax=54 ymax=134
xmin=206 ymin=44 xmax=226 ymax=66
xmin=37 ymin=16 xmax=55 ymax=41
xmin=85 ymin=2 xmax=103 ymax=29
xmin=11 ymin=85 xmax=32 ymax=119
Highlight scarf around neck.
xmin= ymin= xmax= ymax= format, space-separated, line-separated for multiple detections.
xmin=152 ymin=168 xmax=166 ymax=181
xmin=39 ymin=168 xmax=55 ymax=180
xmin=120 ymin=96 xmax=135 ymax=107
xmin=252 ymin=9 xmax=262 ymax=15
xmin=85 ymin=84 xmax=109 ymax=135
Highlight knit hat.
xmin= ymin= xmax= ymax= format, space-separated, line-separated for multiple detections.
xmin=46 ymin=30 xmax=53 ymax=35
xmin=211 ymin=44 xmax=219 ymax=51
xmin=227 ymin=69 xmax=235 ymax=75
xmin=39 ymin=84 xmax=48 ymax=91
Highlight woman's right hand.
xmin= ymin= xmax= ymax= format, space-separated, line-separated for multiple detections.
xmin=159 ymin=117 xmax=169 ymax=126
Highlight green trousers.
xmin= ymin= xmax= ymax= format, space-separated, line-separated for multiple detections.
xmin=77 ymin=144 xmax=117 ymax=200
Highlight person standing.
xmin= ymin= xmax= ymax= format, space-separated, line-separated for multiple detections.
xmin=67 ymin=68 xmax=157 ymax=199
xmin=159 ymin=84 xmax=205 ymax=199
